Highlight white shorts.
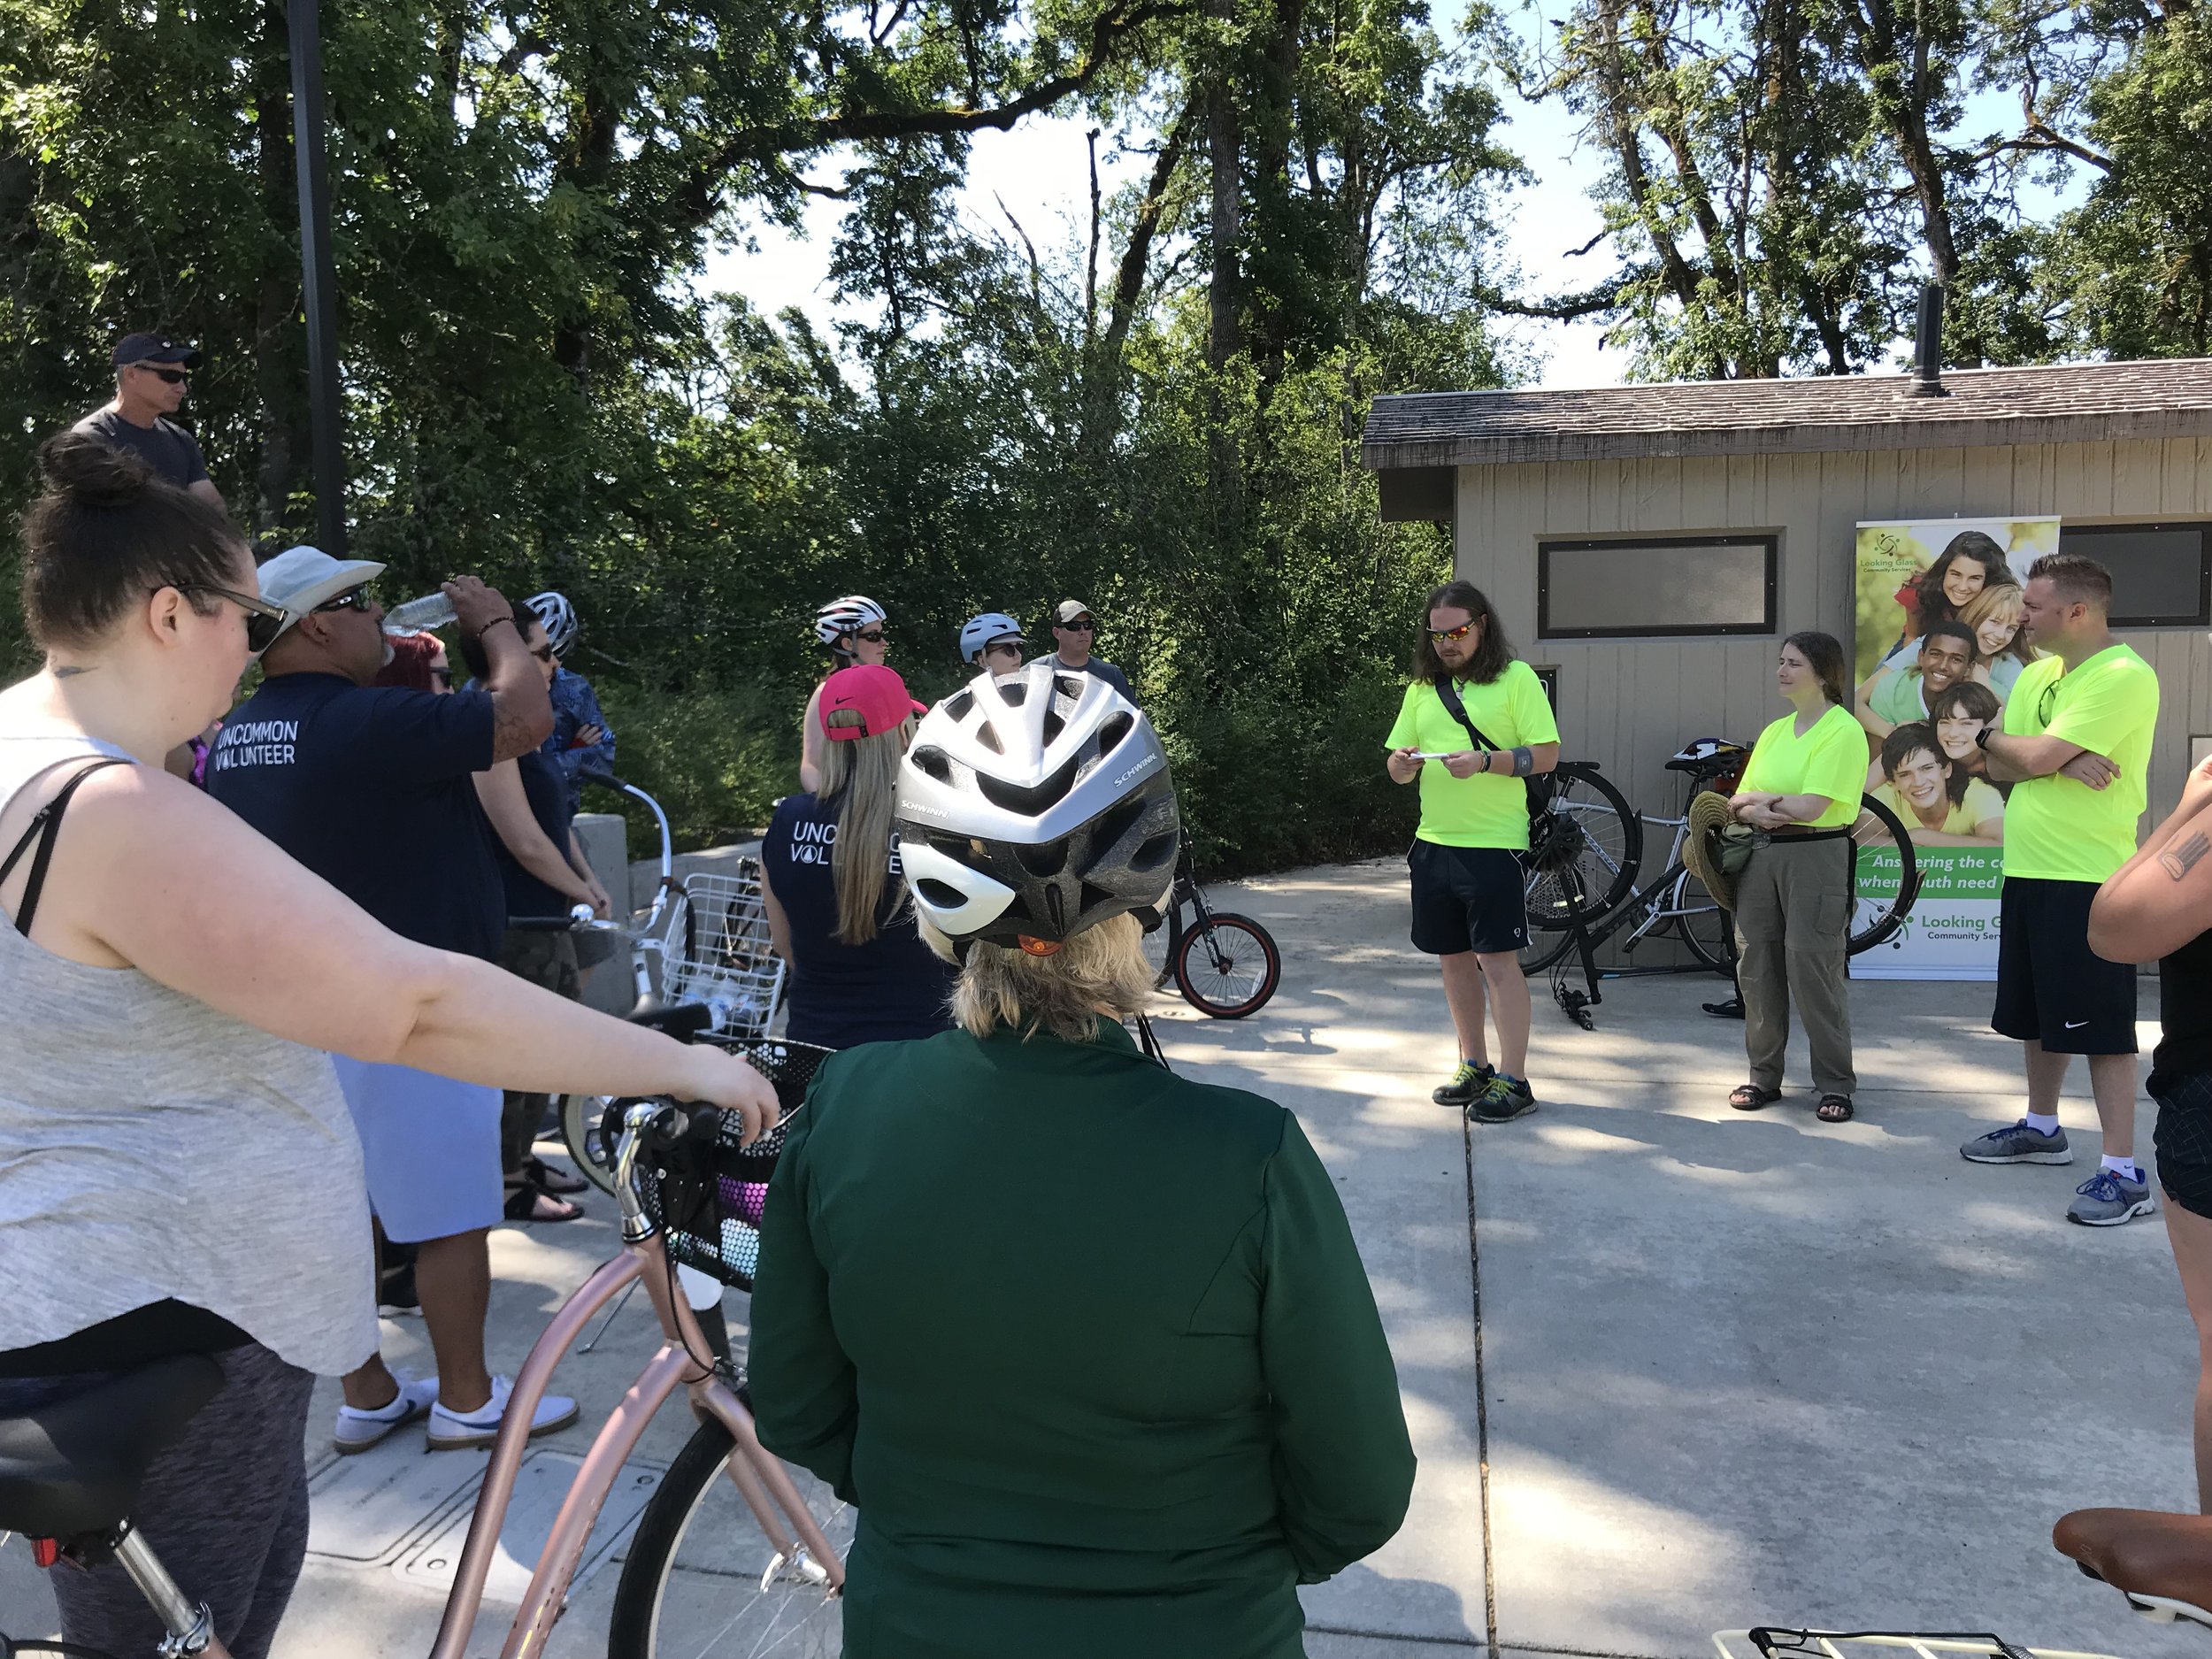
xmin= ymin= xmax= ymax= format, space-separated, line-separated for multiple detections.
xmin=329 ymin=1057 xmax=503 ymax=1244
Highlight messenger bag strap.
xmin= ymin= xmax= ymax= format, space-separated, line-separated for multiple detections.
xmin=1432 ymin=679 xmax=1502 ymax=752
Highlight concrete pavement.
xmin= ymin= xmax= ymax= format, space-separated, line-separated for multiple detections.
xmin=3 ymin=856 xmax=2202 ymax=1657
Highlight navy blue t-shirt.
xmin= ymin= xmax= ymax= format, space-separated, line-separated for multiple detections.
xmin=206 ymin=672 xmax=503 ymax=959
xmin=761 ymin=793 xmax=957 ymax=1050
xmin=499 ymin=749 xmax=576 ymax=921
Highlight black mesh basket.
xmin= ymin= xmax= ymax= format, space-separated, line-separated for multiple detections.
xmin=616 ymin=1036 xmax=834 ymax=1291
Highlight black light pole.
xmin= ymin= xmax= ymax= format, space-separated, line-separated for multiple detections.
xmin=288 ymin=0 xmax=347 ymax=555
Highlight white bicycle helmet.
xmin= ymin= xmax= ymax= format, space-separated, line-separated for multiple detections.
xmin=896 ymin=663 xmax=1179 ymax=947
xmin=526 ymin=591 xmax=578 ymax=656
xmin=958 ymin=611 xmax=1024 ymax=664
xmin=815 ymin=594 xmax=887 ymax=648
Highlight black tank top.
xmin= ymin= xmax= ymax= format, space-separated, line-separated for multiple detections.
xmin=2151 ymin=927 xmax=2212 ymax=1092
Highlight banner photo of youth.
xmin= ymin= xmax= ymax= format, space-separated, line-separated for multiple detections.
xmin=1849 ymin=515 xmax=2059 ymax=980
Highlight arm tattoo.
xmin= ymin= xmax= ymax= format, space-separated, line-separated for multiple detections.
xmin=2162 ymin=832 xmax=2211 ymax=882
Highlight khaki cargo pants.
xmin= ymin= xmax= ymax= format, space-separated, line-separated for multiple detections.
xmin=1732 ymin=836 xmax=1856 ymax=1098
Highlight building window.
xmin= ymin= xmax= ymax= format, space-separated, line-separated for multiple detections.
xmin=2057 ymin=521 xmax=2211 ymax=627
xmin=1538 ymin=534 xmax=1778 ymax=640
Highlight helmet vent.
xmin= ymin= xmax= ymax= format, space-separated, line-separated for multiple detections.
xmin=910 ymin=745 xmax=954 ymax=783
xmin=1089 ymin=796 xmax=1147 ymax=858
xmin=1079 ymin=880 xmax=1118 ymax=914
xmin=977 ymin=752 xmax=1081 ymax=816
xmin=916 ymin=879 xmax=969 ymax=908
xmin=1133 ymin=830 xmax=1179 ymax=869
xmin=1056 ymin=676 xmax=1083 ymax=701
xmin=998 ymin=680 xmax=1028 ymax=708
xmin=1044 ymin=887 xmax=1067 ymax=932
xmin=1096 ymin=711 xmax=1133 ymax=753
xmin=945 ymin=690 xmax=974 ymax=721
xmin=1041 ymin=709 xmax=1065 ymax=745
xmin=977 ymin=723 xmax=1004 ymax=755
xmin=1015 ymin=839 xmax=1067 ymax=878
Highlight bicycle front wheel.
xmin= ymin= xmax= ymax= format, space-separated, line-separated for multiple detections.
xmin=560 ymin=1092 xmax=618 ymax=1196
xmin=1524 ymin=764 xmax=1641 ymax=931
xmin=1174 ymin=913 xmax=1282 ymax=1018
xmin=1847 ymin=793 xmax=1922 ymax=956
xmin=610 ymin=1415 xmax=852 ymax=1659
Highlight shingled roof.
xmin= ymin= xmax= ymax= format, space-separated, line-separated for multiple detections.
xmin=1361 ymin=357 xmax=2212 ymax=469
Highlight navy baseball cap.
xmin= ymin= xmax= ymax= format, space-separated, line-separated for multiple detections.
xmin=112 ymin=332 xmax=202 ymax=370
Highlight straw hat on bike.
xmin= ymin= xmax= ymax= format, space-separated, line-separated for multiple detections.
xmin=1683 ymin=789 xmax=1746 ymax=914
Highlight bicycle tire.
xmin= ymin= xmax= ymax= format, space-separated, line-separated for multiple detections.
xmin=1173 ymin=913 xmax=1282 ymax=1018
xmin=608 ymin=1413 xmax=851 ymax=1659
xmin=1669 ymin=868 xmax=1733 ymax=972
xmin=1524 ymin=763 xmax=1642 ymax=931
xmin=1847 ymin=793 xmax=1922 ymax=956
xmin=560 ymin=1092 xmax=619 ymax=1196
xmin=1519 ymin=924 xmax=1580 ymax=974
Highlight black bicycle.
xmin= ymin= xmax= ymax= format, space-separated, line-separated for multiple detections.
xmin=1521 ymin=742 xmax=1921 ymax=1028
xmin=1141 ymin=831 xmax=1283 ymax=1019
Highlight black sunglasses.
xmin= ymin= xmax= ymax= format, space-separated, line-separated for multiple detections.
xmin=851 ymin=628 xmax=888 ymax=645
xmin=315 ymin=588 xmax=376 ymax=616
xmin=983 ymin=638 xmax=1027 ymax=656
xmin=134 ymin=365 xmax=189 ymax=385
xmin=1060 ymin=619 xmax=1096 ymax=633
xmin=171 ymin=582 xmax=289 ymax=653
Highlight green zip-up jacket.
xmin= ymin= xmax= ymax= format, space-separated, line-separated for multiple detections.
xmin=749 ymin=1019 xmax=1416 ymax=1659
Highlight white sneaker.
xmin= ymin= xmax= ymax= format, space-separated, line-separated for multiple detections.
xmin=425 ymin=1374 xmax=580 ymax=1451
xmin=333 ymin=1370 xmax=439 ymax=1455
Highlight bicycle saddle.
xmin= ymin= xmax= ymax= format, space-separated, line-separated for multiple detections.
xmin=0 ymin=1354 xmax=222 ymax=1537
xmin=1666 ymin=737 xmax=1751 ymax=774
xmin=2054 ymin=1507 xmax=2212 ymax=1626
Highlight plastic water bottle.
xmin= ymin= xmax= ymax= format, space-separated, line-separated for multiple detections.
xmin=381 ymin=591 xmax=456 ymax=634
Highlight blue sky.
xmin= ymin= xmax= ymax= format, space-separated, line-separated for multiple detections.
xmin=701 ymin=10 xmax=2084 ymax=388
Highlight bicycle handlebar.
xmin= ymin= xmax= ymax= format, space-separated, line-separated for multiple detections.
xmin=579 ymin=768 xmax=678 ymax=931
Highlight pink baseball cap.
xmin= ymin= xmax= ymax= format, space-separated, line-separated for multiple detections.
xmin=819 ymin=664 xmax=925 ymax=741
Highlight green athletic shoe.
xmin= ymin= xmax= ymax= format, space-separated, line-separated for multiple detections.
xmin=1432 ymin=1061 xmax=1494 ymax=1107
xmin=1470 ymin=1073 xmax=1538 ymax=1124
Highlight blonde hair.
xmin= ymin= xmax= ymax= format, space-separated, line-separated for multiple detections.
xmin=919 ymin=912 xmax=1156 ymax=1042
xmin=1958 ymin=582 xmax=2032 ymax=664
xmin=816 ymin=714 xmax=914 ymax=944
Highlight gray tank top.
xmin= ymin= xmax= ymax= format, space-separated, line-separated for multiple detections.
xmin=0 ymin=734 xmax=377 ymax=1376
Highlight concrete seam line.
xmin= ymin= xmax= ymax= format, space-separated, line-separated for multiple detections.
xmin=1303 ymin=1625 xmax=1484 ymax=1649
xmin=1465 ymin=1109 xmax=1500 ymax=1656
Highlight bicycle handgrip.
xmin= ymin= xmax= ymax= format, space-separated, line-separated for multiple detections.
xmin=580 ymin=766 xmax=626 ymax=791
xmin=641 ymin=1099 xmax=719 ymax=1151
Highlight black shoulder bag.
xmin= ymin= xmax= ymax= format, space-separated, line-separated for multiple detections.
xmin=1432 ymin=680 xmax=1567 ymax=867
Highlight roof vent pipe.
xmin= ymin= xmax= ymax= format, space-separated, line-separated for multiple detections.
xmin=1911 ymin=280 xmax=1947 ymax=397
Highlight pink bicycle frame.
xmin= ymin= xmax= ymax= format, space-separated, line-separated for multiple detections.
xmin=427 ymin=1228 xmax=844 ymax=1659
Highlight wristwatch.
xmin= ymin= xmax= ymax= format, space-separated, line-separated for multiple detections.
xmin=1974 ymin=725 xmax=1993 ymax=750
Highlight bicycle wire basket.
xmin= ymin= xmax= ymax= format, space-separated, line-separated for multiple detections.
xmin=624 ymin=1036 xmax=834 ymax=1292
xmin=662 ymin=863 xmax=787 ymax=1039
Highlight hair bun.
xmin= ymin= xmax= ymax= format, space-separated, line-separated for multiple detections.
xmin=38 ymin=430 xmax=152 ymax=507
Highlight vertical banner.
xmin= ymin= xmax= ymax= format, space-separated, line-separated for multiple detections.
xmin=1850 ymin=516 xmax=2061 ymax=979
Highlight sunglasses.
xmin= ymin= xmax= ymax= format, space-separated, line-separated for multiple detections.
xmin=172 ymin=582 xmax=289 ymax=653
xmin=851 ymin=629 xmax=888 ymax=645
xmin=1428 ymin=621 xmax=1476 ymax=642
xmin=134 ymin=365 xmax=189 ymax=385
xmin=983 ymin=639 xmax=1027 ymax=657
xmin=315 ymin=588 xmax=377 ymax=616
xmin=2038 ymin=679 xmax=2060 ymax=726
xmin=1060 ymin=619 xmax=1096 ymax=633
xmin=530 ymin=643 xmax=557 ymax=664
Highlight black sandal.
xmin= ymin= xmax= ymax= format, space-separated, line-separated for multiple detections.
xmin=526 ymin=1155 xmax=588 ymax=1195
xmin=1729 ymin=1083 xmax=1782 ymax=1111
xmin=503 ymin=1179 xmax=583 ymax=1223
xmin=1815 ymin=1094 xmax=1855 ymax=1124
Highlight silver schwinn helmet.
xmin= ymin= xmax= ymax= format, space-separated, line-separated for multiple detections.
xmin=814 ymin=594 xmax=887 ymax=647
xmin=896 ymin=663 xmax=1179 ymax=947
xmin=525 ymin=591 xmax=579 ymax=657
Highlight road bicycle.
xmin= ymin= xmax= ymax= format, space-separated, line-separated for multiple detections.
xmin=0 ymin=1033 xmax=849 ymax=1659
xmin=558 ymin=768 xmax=787 ymax=1197
xmin=1520 ymin=741 xmax=1920 ymax=1029
xmin=1140 ymin=829 xmax=1283 ymax=1019
xmin=1713 ymin=1628 xmax=2119 ymax=1659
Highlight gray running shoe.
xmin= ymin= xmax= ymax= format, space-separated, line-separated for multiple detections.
xmin=1470 ymin=1074 xmax=1537 ymax=1124
xmin=2067 ymin=1168 xmax=2155 ymax=1227
xmin=1432 ymin=1061 xmax=1494 ymax=1108
xmin=1960 ymin=1121 xmax=2074 ymax=1165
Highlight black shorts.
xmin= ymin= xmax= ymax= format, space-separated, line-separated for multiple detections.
xmin=2152 ymin=1072 xmax=2212 ymax=1220
xmin=1991 ymin=877 xmax=2138 ymax=1055
xmin=1409 ymin=841 xmax=1529 ymax=956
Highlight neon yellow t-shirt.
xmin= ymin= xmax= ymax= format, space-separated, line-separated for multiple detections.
xmin=1386 ymin=662 xmax=1562 ymax=849
xmin=2001 ymin=643 xmax=2158 ymax=882
xmin=1737 ymin=705 xmax=1868 ymax=829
